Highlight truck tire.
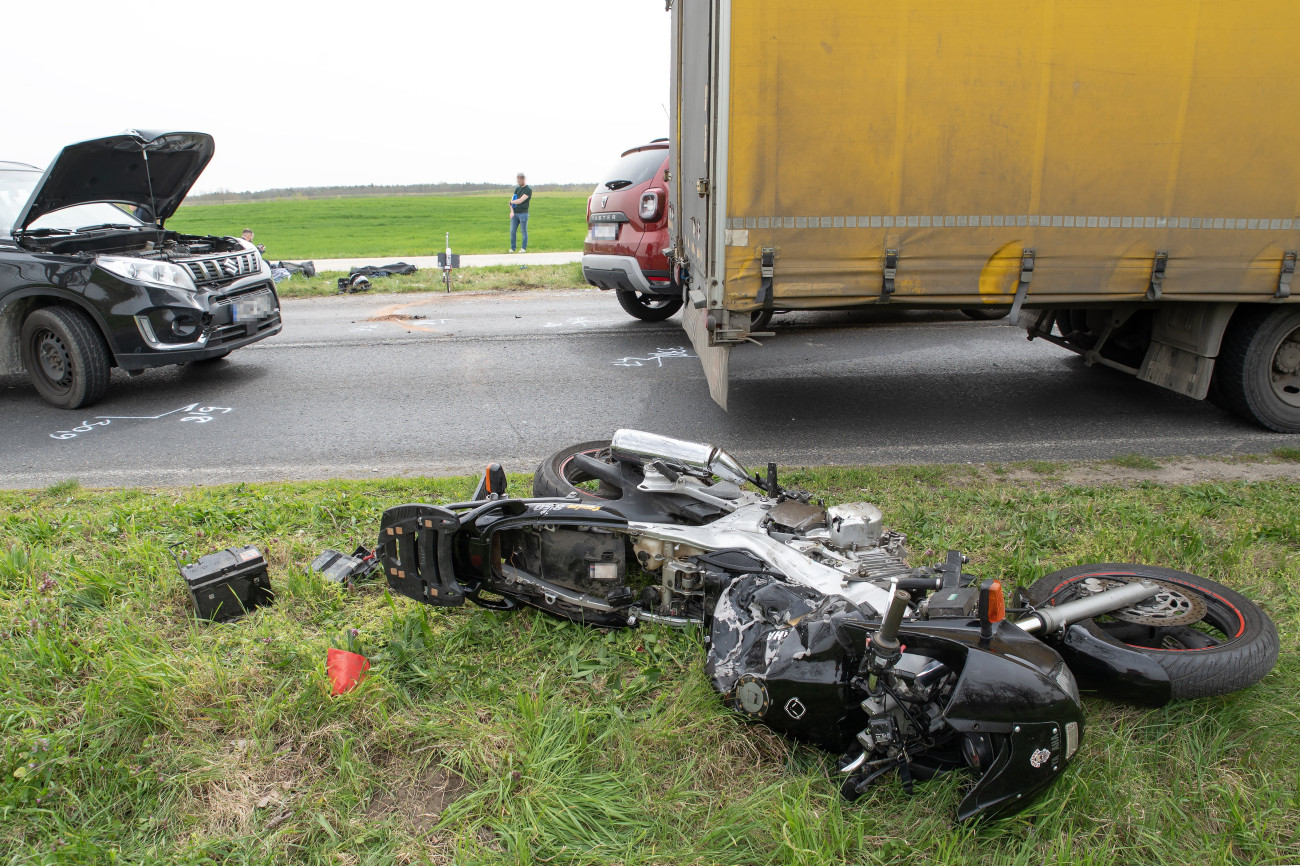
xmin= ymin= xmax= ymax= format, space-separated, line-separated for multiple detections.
xmin=616 ymin=290 xmax=683 ymax=322
xmin=20 ymin=306 xmax=112 ymax=409
xmin=1213 ymin=305 xmax=1300 ymax=432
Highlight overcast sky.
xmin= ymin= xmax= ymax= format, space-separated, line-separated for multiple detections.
xmin=1 ymin=1 xmax=670 ymax=193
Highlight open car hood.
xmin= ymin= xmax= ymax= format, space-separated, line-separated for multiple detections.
xmin=13 ymin=130 xmax=214 ymax=233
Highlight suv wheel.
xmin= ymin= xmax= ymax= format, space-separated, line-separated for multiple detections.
xmin=20 ymin=306 xmax=112 ymax=409
xmin=616 ymin=290 xmax=683 ymax=322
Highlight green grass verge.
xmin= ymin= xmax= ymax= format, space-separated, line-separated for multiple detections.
xmin=167 ymin=194 xmax=590 ymax=259
xmin=273 ymin=263 xmax=588 ymax=300
xmin=2 ymin=466 xmax=1297 ymax=864
xmin=1108 ymin=454 xmax=1162 ymax=471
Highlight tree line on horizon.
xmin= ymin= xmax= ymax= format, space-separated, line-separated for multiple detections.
xmin=184 ymin=181 xmax=596 ymax=206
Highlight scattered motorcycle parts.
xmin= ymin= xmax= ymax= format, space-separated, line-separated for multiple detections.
xmin=337 ymin=274 xmax=372 ymax=294
xmin=310 ymin=545 xmax=379 ymax=587
xmin=326 ymin=647 xmax=369 ymax=695
xmin=173 ymin=544 xmax=273 ymax=622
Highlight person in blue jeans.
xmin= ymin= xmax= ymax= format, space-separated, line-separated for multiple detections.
xmin=509 ymin=172 xmax=532 ymax=252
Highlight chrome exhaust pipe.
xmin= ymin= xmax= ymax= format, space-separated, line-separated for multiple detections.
xmin=1015 ymin=579 xmax=1160 ymax=634
xmin=610 ymin=429 xmax=751 ymax=486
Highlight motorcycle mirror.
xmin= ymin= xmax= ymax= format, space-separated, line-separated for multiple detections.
xmin=978 ymin=580 xmax=1005 ymax=640
xmin=471 ymin=463 xmax=508 ymax=500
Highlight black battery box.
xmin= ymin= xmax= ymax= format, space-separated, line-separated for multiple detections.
xmin=924 ymin=586 xmax=979 ymax=619
xmin=177 ymin=545 xmax=273 ymax=622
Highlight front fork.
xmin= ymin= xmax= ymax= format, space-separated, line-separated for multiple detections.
xmin=840 ymin=589 xmax=940 ymax=795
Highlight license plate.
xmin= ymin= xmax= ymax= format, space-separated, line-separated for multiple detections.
xmin=592 ymin=223 xmax=618 ymax=241
xmin=231 ymin=292 xmax=273 ymax=322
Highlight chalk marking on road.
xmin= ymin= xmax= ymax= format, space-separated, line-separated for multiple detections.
xmin=612 ymin=346 xmax=698 ymax=368
xmin=50 ymin=402 xmax=233 ymax=441
xmin=545 ymin=317 xmax=595 ymax=328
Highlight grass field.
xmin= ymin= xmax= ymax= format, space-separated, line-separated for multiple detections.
xmin=167 ymin=194 xmax=591 ymax=260
xmin=2 ymin=461 xmax=1297 ymax=864
xmin=273 ymin=263 xmax=588 ymax=300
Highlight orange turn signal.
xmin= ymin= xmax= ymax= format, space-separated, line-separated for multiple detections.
xmin=985 ymin=580 xmax=1005 ymax=623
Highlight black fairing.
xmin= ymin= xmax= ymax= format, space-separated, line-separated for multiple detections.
xmin=900 ymin=622 xmax=1085 ymax=819
xmin=1054 ymin=621 xmax=1173 ymax=706
xmin=707 ymin=575 xmax=866 ymax=750
xmin=707 ymin=574 xmax=1085 ymax=820
xmin=847 ymin=619 xmax=1085 ymax=819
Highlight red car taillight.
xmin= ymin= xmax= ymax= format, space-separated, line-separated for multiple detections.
xmin=640 ymin=188 xmax=664 ymax=221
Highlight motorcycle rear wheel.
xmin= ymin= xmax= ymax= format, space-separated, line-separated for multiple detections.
xmin=532 ymin=440 xmax=622 ymax=500
xmin=1026 ymin=564 xmax=1278 ymax=699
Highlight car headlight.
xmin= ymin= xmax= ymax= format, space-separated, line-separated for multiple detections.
xmin=97 ymin=255 xmax=197 ymax=291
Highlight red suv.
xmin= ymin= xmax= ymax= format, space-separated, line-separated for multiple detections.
xmin=582 ymin=140 xmax=681 ymax=321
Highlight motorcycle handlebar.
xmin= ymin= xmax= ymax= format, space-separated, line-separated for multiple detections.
xmin=872 ymin=589 xmax=911 ymax=656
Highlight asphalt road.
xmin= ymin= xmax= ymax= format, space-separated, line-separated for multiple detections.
xmin=0 ymin=289 xmax=1290 ymax=488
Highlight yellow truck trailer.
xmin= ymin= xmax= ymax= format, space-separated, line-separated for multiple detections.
xmin=668 ymin=0 xmax=1300 ymax=432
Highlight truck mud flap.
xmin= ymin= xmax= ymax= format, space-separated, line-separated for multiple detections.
xmin=376 ymin=504 xmax=465 ymax=607
xmin=682 ymin=297 xmax=732 ymax=409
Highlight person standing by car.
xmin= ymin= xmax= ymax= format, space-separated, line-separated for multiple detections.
xmin=509 ymin=173 xmax=532 ymax=253
xmin=241 ymin=227 xmax=265 ymax=255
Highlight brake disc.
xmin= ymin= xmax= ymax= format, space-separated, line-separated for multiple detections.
xmin=1079 ymin=577 xmax=1207 ymax=626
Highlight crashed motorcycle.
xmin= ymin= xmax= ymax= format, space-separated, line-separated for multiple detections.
xmin=371 ymin=430 xmax=1278 ymax=820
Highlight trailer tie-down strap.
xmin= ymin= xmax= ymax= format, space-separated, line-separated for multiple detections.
xmin=1146 ymin=251 xmax=1168 ymax=301
xmin=878 ymin=248 xmax=899 ymax=303
xmin=1277 ymin=251 xmax=1296 ymax=299
xmin=1007 ymin=248 xmax=1036 ymax=324
xmin=757 ymin=247 xmax=775 ymax=310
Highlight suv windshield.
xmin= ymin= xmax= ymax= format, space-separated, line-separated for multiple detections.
xmin=595 ymin=147 xmax=667 ymax=193
xmin=1 ymin=168 xmax=144 ymax=236
xmin=0 ymin=169 xmax=38 ymax=235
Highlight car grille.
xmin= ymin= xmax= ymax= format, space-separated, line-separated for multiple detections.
xmin=183 ymin=252 xmax=261 ymax=286
xmin=212 ymin=282 xmax=275 ymax=305
xmin=209 ymin=311 xmax=282 ymax=347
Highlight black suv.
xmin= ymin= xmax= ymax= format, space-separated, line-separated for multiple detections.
xmin=0 ymin=130 xmax=282 ymax=409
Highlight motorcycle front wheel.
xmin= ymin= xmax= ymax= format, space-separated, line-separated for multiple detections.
xmin=1026 ymin=563 xmax=1278 ymax=699
xmin=532 ymin=440 xmax=623 ymax=501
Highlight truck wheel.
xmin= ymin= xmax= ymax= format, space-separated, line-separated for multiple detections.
xmin=961 ymin=306 xmax=1011 ymax=321
xmin=616 ymin=290 xmax=683 ymax=322
xmin=1213 ymin=305 xmax=1300 ymax=433
xmin=20 ymin=306 xmax=112 ymax=409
